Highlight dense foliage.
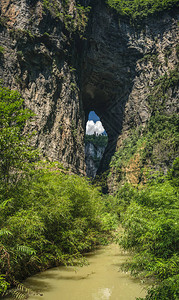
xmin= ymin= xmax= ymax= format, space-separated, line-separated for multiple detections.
xmin=108 ymin=62 xmax=179 ymax=298
xmin=85 ymin=134 xmax=108 ymax=148
xmin=110 ymin=112 xmax=179 ymax=185
xmin=113 ymin=164 xmax=179 ymax=299
xmin=0 ymin=85 xmax=38 ymax=187
xmin=107 ymin=0 xmax=179 ymax=22
xmin=0 ymin=163 xmax=118 ymax=297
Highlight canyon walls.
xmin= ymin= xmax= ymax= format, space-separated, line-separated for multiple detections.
xmin=0 ymin=0 xmax=178 ymax=177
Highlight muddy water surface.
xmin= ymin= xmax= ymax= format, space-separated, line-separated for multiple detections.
xmin=23 ymin=244 xmax=146 ymax=300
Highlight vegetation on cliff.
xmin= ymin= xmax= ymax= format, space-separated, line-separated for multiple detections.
xmin=107 ymin=0 xmax=179 ymax=21
xmin=110 ymin=65 xmax=179 ymax=185
xmin=0 ymin=85 xmax=38 ymax=187
xmin=43 ymin=0 xmax=91 ymax=36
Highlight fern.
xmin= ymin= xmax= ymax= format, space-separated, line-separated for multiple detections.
xmin=10 ymin=289 xmax=27 ymax=299
xmin=16 ymin=245 xmax=36 ymax=255
xmin=0 ymin=229 xmax=12 ymax=236
xmin=0 ymin=199 xmax=13 ymax=209
xmin=0 ymin=275 xmax=9 ymax=295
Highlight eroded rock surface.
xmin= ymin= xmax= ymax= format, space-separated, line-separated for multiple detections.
xmin=82 ymin=1 xmax=179 ymax=175
xmin=85 ymin=141 xmax=106 ymax=178
xmin=0 ymin=0 xmax=178 ymax=175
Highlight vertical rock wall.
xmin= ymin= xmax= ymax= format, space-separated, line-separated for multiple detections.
xmin=85 ymin=141 xmax=106 ymax=178
xmin=0 ymin=0 xmax=87 ymax=174
xmin=82 ymin=1 xmax=179 ymax=175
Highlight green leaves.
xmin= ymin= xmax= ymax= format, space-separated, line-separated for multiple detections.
xmin=43 ymin=0 xmax=90 ymax=37
xmin=0 ymin=275 xmax=9 ymax=295
xmin=107 ymin=0 xmax=179 ymax=22
xmin=0 ymin=229 xmax=12 ymax=236
xmin=117 ymin=175 xmax=179 ymax=299
xmin=85 ymin=134 xmax=108 ymax=148
xmin=0 ymin=162 xmax=116 ymax=296
xmin=15 ymin=245 xmax=36 ymax=256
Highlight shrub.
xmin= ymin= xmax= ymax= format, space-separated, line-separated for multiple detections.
xmin=107 ymin=0 xmax=179 ymax=22
xmin=0 ymin=162 xmax=117 ymax=296
xmin=0 ymin=84 xmax=38 ymax=187
xmin=116 ymin=166 xmax=179 ymax=299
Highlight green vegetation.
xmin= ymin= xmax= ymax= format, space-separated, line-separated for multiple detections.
xmin=108 ymin=64 xmax=179 ymax=299
xmin=0 ymin=17 xmax=8 ymax=27
xmin=148 ymin=65 xmax=179 ymax=111
xmin=0 ymin=163 xmax=118 ymax=297
xmin=85 ymin=134 xmax=108 ymax=170
xmin=0 ymin=84 xmax=38 ymax=187
xmin=43 ymin=0 xmax=90 ymax=36
xmin=110 ymin=112 xmax=179 ymax=185
xmin=85 ymin=134 xmax=108 ymax=148
xmin=110 ymin=65 xmax=179 ymax=184
xmin=107 ymin=0 xmax=179 ymax=22
xmin=0 ymin=46 xmax=5 ymax=56
xmin=0 ymin=85 xmax=117 ymax=298
xmin=9 ymin=28 xmax=35 ymax=41
xmin=112 ymin=161 xmax=179 ymax=299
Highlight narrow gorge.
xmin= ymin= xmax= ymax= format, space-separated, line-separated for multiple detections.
xmin=0 ymin=1 xmax=179 ymax=299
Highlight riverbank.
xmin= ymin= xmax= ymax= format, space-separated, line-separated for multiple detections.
xmin=17 ymin=244 xmax=147 ymax=300
xmin=0 ymin=163 xmax=118 ymax=298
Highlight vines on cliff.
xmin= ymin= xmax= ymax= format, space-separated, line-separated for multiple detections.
xmin=43 ymin=0 xmax=90 ymax=37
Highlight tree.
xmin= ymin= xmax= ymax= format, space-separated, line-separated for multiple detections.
xmin=0 ymin=84 xmax=38 ymax=187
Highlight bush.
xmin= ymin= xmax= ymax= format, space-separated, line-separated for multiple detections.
xmin=107 ymin=0 xmax=179 ymax=22
xmin=116 ymin=165 xmax=179 ymax=299
xmin=0 ymin=84 xmax=38 ymax=187
xmin=85 ymin=134 xmax=108 ymax=148
xmin=0 ymin=162 xmax=117 ymax=296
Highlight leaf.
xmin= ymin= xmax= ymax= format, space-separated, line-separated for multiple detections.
xmin=15 ymin=245 xmax=36 ymax=255
xmin=0 ymin=229 xmax=12 ymax=236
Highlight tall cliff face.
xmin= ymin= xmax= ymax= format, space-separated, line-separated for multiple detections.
xmin=0 ymin=0 xmax=88 ymax=174
xmin=0 ymin=0 xmax=178 ymax=176
xmin=82 ymin=1 xmax=179 ymax=177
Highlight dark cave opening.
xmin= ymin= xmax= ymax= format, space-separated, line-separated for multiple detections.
xmin=82 ymin=87 xmax=123 ymax=179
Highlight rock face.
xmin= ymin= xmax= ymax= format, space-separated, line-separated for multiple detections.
xmin=0 ymin=0 xmax=87 ymax=174
xmin=0 ymin=0 xmax=178 ymax=176
xmin=85 ymin=141 xmax=106 ymax=178
xmin=82 ymin=1 xmax=179 ymax=176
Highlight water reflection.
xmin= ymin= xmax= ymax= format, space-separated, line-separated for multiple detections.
xmin=93 ymin=287 xmax=113 ymax=300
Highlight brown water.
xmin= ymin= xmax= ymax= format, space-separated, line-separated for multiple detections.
xmin=22 ymin=244 xmax=147 ymax=300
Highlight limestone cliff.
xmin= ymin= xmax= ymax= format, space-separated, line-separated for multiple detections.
xmin=85 ymin=134 xmax=107 ymax=177
xmin=0 ymin=0 xmax=88 ymax=174
xmin=0 ymin=0 xmax=178 ymax=178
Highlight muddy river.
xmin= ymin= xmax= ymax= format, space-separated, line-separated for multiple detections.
xmin=20 ymin=243 xmax=147 ymax=300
